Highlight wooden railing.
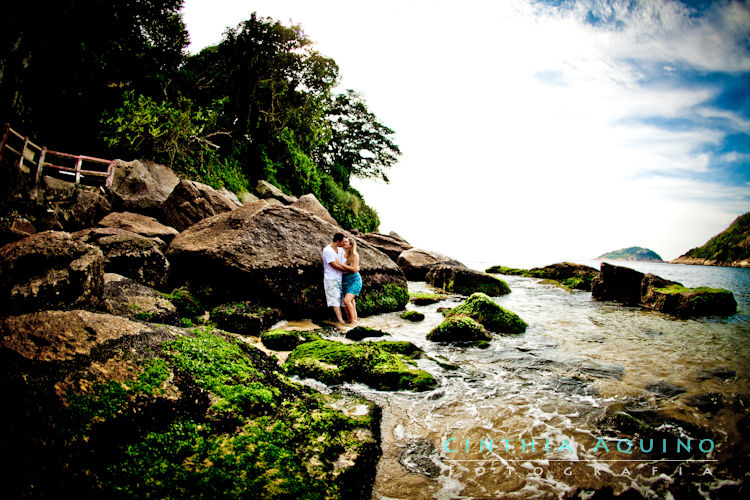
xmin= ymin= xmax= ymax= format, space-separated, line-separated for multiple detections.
xmin=0 ymin=123 xmax=116 ymax=188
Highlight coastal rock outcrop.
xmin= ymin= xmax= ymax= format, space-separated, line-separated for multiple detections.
xmin=160 ymin=179 xmax=238 ymax=231
xmin=670 ymin=212 xmax=750 ymax=268
xmin=110 ymin=159 xmax=180 ymax=215
xmin=396 ymin=248 xmax=464 ymax=280
xmin=591 ymin=262 xmax=737 ymax=317
xmin=0 ymin=230 xmax=103 ymax=315
xmin=98 ymin=211 xmax=179 ymax=244
xmin=1 ymin=316 xmax=381 ymax=498
xmin=209 ymin=301 xmax=282 ymax=336
xmin=166 ymin=201 xmax=408 ymax=317
xmin=291 ymin=193 xmax=339 ymax=226
xmin=426 ymin=263 xmax=510 ymax=296
xmin=360 ymin=232 xmax=413 ymax=263
xmin=255 ymin=180 xmax=297 ymax=204
xmin=527 ymin=262 xmax=599 ymax=291
xmin=101 ymin=273 xmax=178 ymax=324
xmin=72 ymin=227 xmax=170 ymax=289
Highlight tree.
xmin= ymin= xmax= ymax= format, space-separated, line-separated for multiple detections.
xmin=315 ymin=90 xmax=401 ymax=187
xmin=0 ymin=0 xmax=188 ymax=154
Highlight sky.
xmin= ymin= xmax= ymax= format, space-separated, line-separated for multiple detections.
xmin=181 ymin=0 xmax=750 ymax=267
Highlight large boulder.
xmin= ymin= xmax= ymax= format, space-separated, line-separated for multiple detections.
xmin=0 ymin=230 xmax=103 ymax=315
xmin=98 ymin=211 xmax=179 ymax=244
xmin=160 ymin=179 xmax=238 ymax=231
xmin=591 ymin=262 xmax=644 ymax=305
xmin=426 ymin=263 xmax=511 ymax=296
xmin=72 ymin=227 xmax=170 ymax=289
xmin=110 ymin=159 xmax=180 ymax=216
xmin=101 ymin=273 xmax=178 ymax=324
xmin=65 ymin=189 xmax=112 ymax=230
xmin=592 ymin=263 xmax=737 ymax=317
xmin=527 ymin=262 xmax=600 ymax=291
xmin=0 ymin=316 xmax=380 ymax=498
xmin=255 ymin=180 xmax=297 ymax=205
xmin=166 ymin=201 xmax=408 ymax=317
xmin=397 ymin=248 xmax=464 ymax=281
xmin=641 ymin=283 xmax=737 ymax=318
xmin=360 ymin=232 xmax=413 ymax=263
xmin=291 ymin=193 xmax=339 ymax=226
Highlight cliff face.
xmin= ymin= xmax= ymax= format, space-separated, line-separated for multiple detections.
xmin=597 ymin=246 xmax=663 ymax=262
xmin=671 ymin=213 xmax=750 ymax=268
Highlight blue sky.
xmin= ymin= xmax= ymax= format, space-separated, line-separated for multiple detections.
xmin=183 ymin=0 xmax=750 ymax=266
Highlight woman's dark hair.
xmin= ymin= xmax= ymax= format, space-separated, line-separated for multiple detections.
xmin=332 ymin=232 xmax=345 ymax=243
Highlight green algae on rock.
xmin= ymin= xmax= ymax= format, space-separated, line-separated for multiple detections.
xmin=446 ymin=292 xmax=527 ymax=334
xmin=648 ymin=284 xmax=737 ymax=318
xmin=261 ymin=328 xmax=304 ymax=350
xmin=409 ymin=292 xmax=448 ymax=305
xmin=356 ymin=283 xmax=410 ymax=316
xmin=426 ymin=314 xmax=491 ymax=344
xmin=400 ymin=310 xmax=425 ymax=322
xmin=284 ymin=339 xmax=437 ymax=391
xmin=426 ymin=264 xmax=511 ymax=296
xmin=2 ymin=317 xmax=381 ymax=498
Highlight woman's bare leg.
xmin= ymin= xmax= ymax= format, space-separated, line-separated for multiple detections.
xmin=344 ymin=294 xmax=357 ymax=324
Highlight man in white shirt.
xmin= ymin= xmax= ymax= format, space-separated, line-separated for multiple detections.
xmin=322 ymin=232 xmax=357 ymax=323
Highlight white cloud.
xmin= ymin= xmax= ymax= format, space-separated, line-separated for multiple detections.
xmin=182 ymin=0 xmax=750 ymax=266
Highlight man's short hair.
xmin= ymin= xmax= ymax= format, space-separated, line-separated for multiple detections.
xmin=332 ymin=232 xmax=345 ymax=243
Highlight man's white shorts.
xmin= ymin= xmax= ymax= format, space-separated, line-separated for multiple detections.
xmin=324 ymin=278 xmax=344 ymax=307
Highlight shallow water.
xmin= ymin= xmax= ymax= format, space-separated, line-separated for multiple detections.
xmin=317 ymin=262 xmax=750 ymax=499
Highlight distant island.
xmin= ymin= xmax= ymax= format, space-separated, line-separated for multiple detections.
xmin=671 ymin=212 xmax=750 ymax=268
xmin=597 ymin=246 xmax=664 ymax=263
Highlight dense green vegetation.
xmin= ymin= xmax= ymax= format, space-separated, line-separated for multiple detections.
xmin=0 ymin=1 xmax=400 ymax=232
xmin=680 ymin=212 xmax=750 ymax=264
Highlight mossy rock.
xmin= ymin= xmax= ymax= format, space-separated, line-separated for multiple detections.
xmin=346 ymin=326 xmax=389 ymax=341
xmin=446 ymin=292 xmax=527 ymax=334
xmin=3 ymin=323 xmax=381 ymax=498
xmin=409 ymin=292 xmax=448 ymax=305
xmin=356 ymin=283 xmax=410 ymax=316
xmin=650 ymin=285 xmax=737 ymax=317
xmin=284 ymin=339 xmax=437 ymax=391
xmin=400 ymin=310 xmax=425 ymax=322
xmin=426 ymin=264 xmax=511 ymax=296
xmin=261 ymin=328 xmax=304 ymax=350
xmin=375 ymin=340 xmax=425 ymax=359
xmin=485 ymin=265 xmax=528 ymax=276
xmin=161 ymin=286 xmax=205 ymax=322
xmin=426 ymin=315 xmax=491 ymax=344
xmin=210 ymin=301 xmax=282 ymax=335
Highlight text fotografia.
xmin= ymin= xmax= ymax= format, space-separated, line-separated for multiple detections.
xmin=442 ymin=437 xmax=715 ymax=456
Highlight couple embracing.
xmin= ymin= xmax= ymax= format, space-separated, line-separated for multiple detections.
xmin=322 ymin=232 xmax=362 ymax=325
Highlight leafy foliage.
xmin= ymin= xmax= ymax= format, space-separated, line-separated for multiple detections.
xmin=683 ymin=212 xmax=750 ymax=263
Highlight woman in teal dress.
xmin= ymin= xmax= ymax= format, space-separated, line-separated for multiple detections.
xmin=341 ymin=237 xmax=362 ymax=324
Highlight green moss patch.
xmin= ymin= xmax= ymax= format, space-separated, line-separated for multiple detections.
xmin=356 ymin=283 xmax=409 ymax=316
xmin=409 ymin=292 xmax=448 ymax=305
xmin=261 ymin=329 xmax=304 ymax=350
xmin=485 ymin=265 xmax=528 ymax=276
xmin=162 ymin=328 xmax=277 ymax=416
xmin=446 ymin=292 xmax=527 ymax=334
xmin=400 ymin=310 xmax=425 ymax=322
xmin=427 ymin=315 xmax=491 ymax=344
xmin=284 ymin=339 xmax=437 ymax=391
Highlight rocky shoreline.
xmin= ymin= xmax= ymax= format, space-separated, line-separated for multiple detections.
xmin=0 ymin=157 xmax=741 ymax=498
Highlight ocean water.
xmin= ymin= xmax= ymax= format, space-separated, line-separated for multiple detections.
xmin=322 ymin=261 xmax=750 ymax=499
